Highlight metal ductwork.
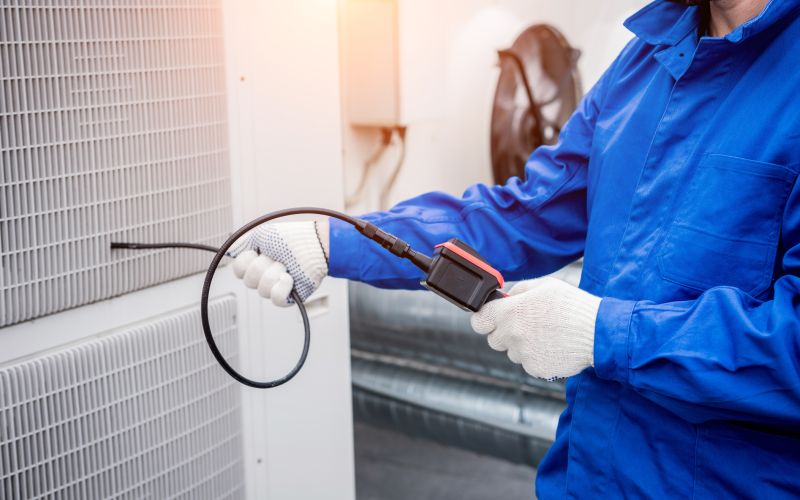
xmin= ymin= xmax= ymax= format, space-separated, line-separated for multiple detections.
xmin=349 ymin=282 xmax=563 ymax=394
xmin=349 ymin=281 xmax=567 ymax=467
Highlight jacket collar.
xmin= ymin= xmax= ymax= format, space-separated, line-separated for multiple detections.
xmin=625 ymin=0 xmax=800 ymax=46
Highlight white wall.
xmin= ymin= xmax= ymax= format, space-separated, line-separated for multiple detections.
xmin=223 ymin=1 xmax=356 ymax=499
xmin=342 ymin=0 xmax=645 ymax=212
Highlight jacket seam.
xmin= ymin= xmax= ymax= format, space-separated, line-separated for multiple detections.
xmin=691 ymin=426 xmax=700 ymax=500
xmin=563 ymin=375 xmax=587 ymax=498
xmin=600 ymin=74 xmax=680 ymax=298
xmin=624 ymin=301 xmax=637 ymax=382
xmin=522 ymin=163 xmax=586 ymax=216
xmin=364 ymin=213 xmax=467 ymax=225
xmin=629 ymin=56 xmax=733 ymax=294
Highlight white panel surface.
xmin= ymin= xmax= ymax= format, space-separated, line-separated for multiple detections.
xmin=222 ymin=1 xmax=356 ymax=498
xmin=0 ymin=0 xmax=232 ymax=327
xmin=0 ymin=296 xmax=243 ymax=500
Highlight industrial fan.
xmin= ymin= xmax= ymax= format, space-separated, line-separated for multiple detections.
xmin=491 ymin=25 xmax=582 ymax=184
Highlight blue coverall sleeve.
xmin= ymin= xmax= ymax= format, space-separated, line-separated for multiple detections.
xmin=329 ymin=68 xmax=613 ymax=290
xmin=594 ymin=182 xmax=800 ymax=426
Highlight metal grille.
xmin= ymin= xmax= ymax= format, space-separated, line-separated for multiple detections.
xmin=0 ymin=0 xmax=232 ymax=326
xmin=0 ymin=296 xmax=244 ymax=500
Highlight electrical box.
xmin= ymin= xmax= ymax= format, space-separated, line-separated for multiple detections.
xmin=341 ymin=0 xmax=400 ymax=127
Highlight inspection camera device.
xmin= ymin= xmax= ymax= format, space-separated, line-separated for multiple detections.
xmin=112 ymin=207 xmax=505 ymax=389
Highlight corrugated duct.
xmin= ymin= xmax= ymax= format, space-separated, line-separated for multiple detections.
xmin=349 ymin=282 xmax=566 ymax=466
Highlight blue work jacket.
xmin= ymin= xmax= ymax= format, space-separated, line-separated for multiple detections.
xmin=330 ymin=0 xmax=800 ymax=497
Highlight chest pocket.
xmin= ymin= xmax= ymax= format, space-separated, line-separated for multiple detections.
xmin=657 ymin=153 xmax=796 ymax=297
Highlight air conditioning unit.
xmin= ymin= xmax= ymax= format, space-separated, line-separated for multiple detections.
xmin=0 ymin=1 xmax=354 ymax=498
xmin=1 ymin=298 xmax=243 ymax=499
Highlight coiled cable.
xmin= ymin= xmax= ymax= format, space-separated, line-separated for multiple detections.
xmin=112 ymin=207 xmax=433 ymax=389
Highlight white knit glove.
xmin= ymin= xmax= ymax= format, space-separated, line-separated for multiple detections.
xmin=229 ymin=221 xmax=329 ymax=307
xmin=470 ymin=276 xmax=601 ymax=380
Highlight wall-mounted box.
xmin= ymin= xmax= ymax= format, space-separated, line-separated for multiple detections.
xmin=341 ymin=0 xmax=401 ymax=127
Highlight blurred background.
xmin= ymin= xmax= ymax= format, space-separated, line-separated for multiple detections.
xmin=0 ymin=1 xmax=642 ymax=498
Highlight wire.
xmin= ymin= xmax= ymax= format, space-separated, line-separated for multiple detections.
xmin=112 ymin=238 xmax=311 ymax=388
xmin=379 ymin=126 xmax=407 ymax=211
xmin=112 ymin=206 xmax=433 ymax=389
xmin=111 ymin=242 xmax=220 ymax=253
xmin=345 ymin=127 xmax=394 ymax=208
xmin=110 ymin=240 xmax=308 ymax=387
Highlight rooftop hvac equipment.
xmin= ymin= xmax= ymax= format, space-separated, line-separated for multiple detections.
xmin=348 ymin=282 xmax=565 ymax=466
xmin=0 ymin=297 xmax=243 ymax=500
xmin=351 ymin=356 xmax=562 ymax=467
xmin=491 ymin=25 xmax=582 ymax=184
xmin=0 ymin=0 xmax=232 ymax=327
xmin=1 ymin=2 xmax=355 ymax=498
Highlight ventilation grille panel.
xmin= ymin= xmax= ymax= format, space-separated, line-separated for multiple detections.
xmin=0 ymin=296 xmax=244 ymax=499
xmin=0 ymin=0 xmax=232 ymax=326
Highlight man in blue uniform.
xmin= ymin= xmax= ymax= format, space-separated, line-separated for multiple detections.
xmin=232 ymin=0 xmax=800 ymax=496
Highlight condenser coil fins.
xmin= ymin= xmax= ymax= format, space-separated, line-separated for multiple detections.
xmin=0 ymin=1 xmax=232 ymax=326
xmin=0 ymin=297 xmax=243 ymax=499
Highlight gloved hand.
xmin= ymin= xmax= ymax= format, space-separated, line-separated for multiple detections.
xmin=470 ymin=276 xmax=601 ymax=380
xmin=229 ymin=220 xmax=329 ymax=306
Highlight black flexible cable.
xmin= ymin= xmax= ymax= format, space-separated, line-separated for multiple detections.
xmin=111 ymin=238 xmax=309 ymax=388
xmin=112 ymin=206 xmax=433 ymax=389
xmin=111 ymin=242 xmax=220 ymax=253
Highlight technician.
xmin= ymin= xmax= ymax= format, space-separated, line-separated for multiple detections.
xmin=232 ymin=0 xmax=800 ymax=497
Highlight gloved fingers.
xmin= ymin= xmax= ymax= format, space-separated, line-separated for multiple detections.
xmin=506 ymin=348 xmax=521 ymax=364
xmin=241 ymin=258 xmax=293 ymax=307
xmin=470 ymin=299 xmax=504 ymax=335
xmin=243 ymin=255 xmax=273 ymax=288
xmin=470 ymin=312 xmax=495 ymax=335
xmin=256 ymin=261 xmax=288 ymax=298
xmin=521 ymin=361 xmax=541 ymax=379
xmin=232 ymin=250 xmax=259 ymax=279
xmin=269 ymin=274 xmax=294 ymax=307
xmin=259 ymin=268 xmax=295 ymax=307
xmin=486 ymin=331 xmax=509 ymax=352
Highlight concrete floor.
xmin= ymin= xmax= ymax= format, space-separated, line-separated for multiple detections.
xmin=353 ymin=422 xmax=537 ymax=500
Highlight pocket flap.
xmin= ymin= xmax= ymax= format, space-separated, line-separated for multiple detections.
xmin=658 ymin=154 xmax=795 ymax=296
